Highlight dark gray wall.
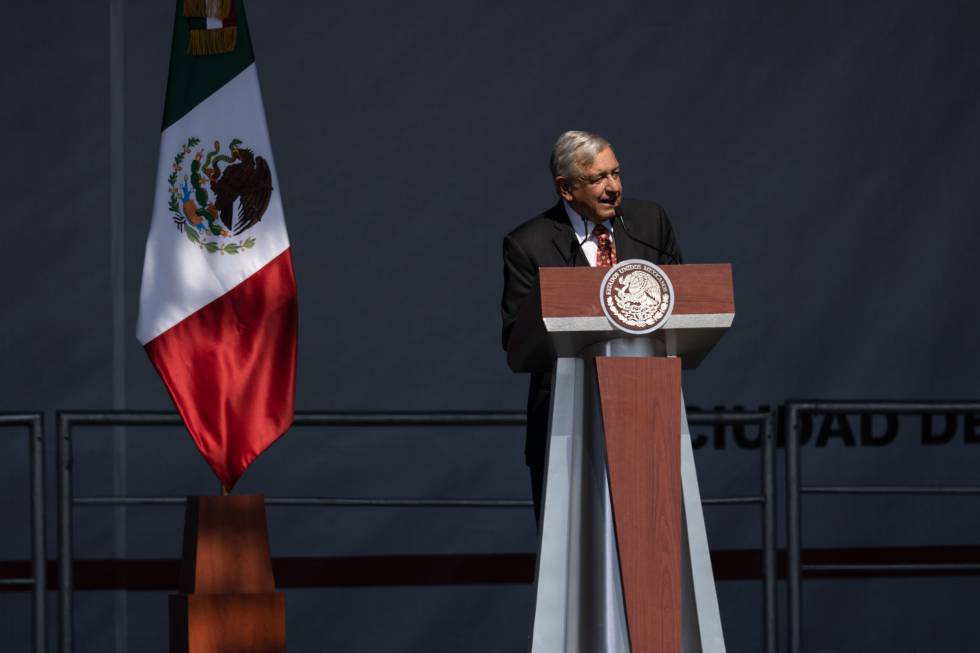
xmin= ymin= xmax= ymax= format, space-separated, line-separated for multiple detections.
xmin=2 ymin=1 xmax=979 ymax=651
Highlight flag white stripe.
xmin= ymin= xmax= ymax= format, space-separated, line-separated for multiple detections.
xmin=137 ymin=64 xmax=289 ymax=344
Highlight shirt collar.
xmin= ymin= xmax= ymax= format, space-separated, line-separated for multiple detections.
xmin=563 ymin=200 xmax=614 ymax=242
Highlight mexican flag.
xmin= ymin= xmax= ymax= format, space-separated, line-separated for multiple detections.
xmin=137 ymin=0 xmax=297 ymax=491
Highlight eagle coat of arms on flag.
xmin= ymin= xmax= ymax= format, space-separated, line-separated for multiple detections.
xmin=168 ymin=136 xmax=272 ymax=255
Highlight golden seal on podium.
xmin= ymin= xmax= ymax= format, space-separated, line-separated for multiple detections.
xmin=600 ymin=259 xmax=675 ymax=334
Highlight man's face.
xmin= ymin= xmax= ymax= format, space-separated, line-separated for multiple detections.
xmin=557 ymin=147 xmax=622 ymax=223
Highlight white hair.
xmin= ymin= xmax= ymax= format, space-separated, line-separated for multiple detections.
xmin=549 ymin=130 xmax=612 ymax=180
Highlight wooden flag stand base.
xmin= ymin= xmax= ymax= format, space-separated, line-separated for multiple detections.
xmin=169 ymin=495 xmax=286 ymax=653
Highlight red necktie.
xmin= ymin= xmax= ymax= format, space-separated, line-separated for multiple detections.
xmin=592 ymin=223 xmax=617 ymax=268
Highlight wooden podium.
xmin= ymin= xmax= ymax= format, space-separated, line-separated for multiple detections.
xmin=169 ymin=495 xmax=286 ymax=653
xmin=508 ymin=264 xmax=734 ymax=653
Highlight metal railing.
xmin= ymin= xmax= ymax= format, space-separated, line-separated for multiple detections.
xmin=58 ymin=409 xmax=776 ymax=653
xmin=692 ymin=411 xmax=776 ymax=653
xmin=57 ymin=410 xmax=528 ymax=653
xmin=0 ymin=413 xmax=46 ymax=653
xmin=786 ymin=401 xmax=980 ymax=653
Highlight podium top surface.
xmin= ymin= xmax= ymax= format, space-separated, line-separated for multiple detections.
xmin=507 ymin=263 xmax=734 ymax=372
xmin=539 ymin=264 xmax=733 ymax=331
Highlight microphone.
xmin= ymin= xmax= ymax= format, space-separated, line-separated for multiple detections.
xmin=615 ymin=211 xmax=679 ymax=264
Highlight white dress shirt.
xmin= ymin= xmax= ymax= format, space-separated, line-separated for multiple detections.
xmin=563 ymin=200 xmax=615 ymax=267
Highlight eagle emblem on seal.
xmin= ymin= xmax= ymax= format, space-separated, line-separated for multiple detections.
xmin=167 ymin=136 xmax=273 ymax=255
xmin=600 ymin=259 xmax=675 ymax=334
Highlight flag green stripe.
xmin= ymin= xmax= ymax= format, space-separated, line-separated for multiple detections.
xmin=161 ymin=0 xmax=255 ymax=131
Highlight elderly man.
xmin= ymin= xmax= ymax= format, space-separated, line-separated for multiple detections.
xmin=501 ymin=130 xmax=683 ymax=523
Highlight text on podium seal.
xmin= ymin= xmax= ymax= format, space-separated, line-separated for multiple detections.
xmin=599 ymin=259 xmax=675 ymax=334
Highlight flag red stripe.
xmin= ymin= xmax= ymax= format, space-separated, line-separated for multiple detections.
xmin=144 ymin=248 xmax=298 ymax=490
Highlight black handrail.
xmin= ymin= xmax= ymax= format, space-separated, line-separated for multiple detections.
xmin=0 ymin=413 xmax=45 ymax=653
xmin=786 ymin=401 xmax=980 ymax=653
xmin=58 ymin=409 xmax=775 ymax=653
xmin=691 ymin=411 xmax=776 ymax=653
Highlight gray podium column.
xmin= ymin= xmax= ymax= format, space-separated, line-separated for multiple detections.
xmin=679 ymin=395 xmax=726 ymax=653
xmin=530 ymin=352 xmax=726 ymax=653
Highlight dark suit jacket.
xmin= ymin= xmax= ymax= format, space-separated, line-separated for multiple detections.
xmin=500 ymin=198 xmax=683 ymax=466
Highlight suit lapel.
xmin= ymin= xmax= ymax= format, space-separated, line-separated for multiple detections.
xmin=549 ymin=202 xmax=589 ymax=267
